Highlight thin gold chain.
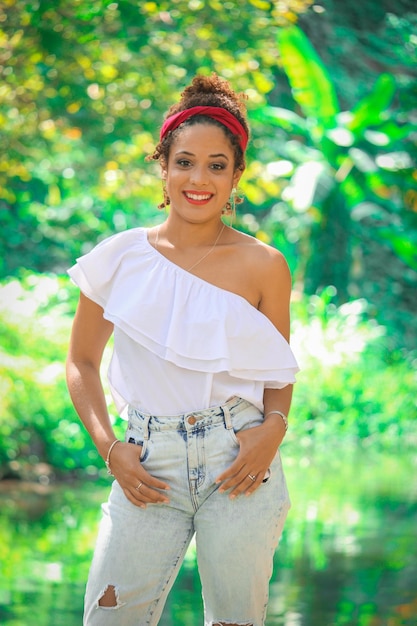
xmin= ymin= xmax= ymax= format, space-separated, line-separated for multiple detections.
xmin=155 ymin=222 xmax=226 ymax=272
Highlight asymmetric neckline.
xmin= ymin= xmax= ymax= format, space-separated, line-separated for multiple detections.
xmin=143 ymin=227 xmax=259 ymax=313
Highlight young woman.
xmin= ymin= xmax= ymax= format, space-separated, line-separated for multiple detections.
xmin=66 ymin=74 xmax=298 ymax=626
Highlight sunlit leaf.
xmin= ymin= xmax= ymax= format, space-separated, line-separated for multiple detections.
xmin=378 ymin=229 xmax=417 ymax=270
xmin=276 ymin=25 xmax=339 ymax=134
xmin=348 ymin=74 xmax=396 ymax=135
xmin=250 ymin=106 xmax=308 ymax=135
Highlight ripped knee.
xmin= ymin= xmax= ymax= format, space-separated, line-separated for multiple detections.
xmin=97 ymin=584 xmax=125 ymax=609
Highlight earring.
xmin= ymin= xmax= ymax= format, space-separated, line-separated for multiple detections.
xmin=157 ymin=182 xmax=170 ymax=210
xmin=222 ymin=187 xmax=235 ymax=214
xmin=223 ymin=187 xmax=240 ymax=223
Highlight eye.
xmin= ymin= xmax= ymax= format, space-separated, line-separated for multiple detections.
xmin=210 ymin=162 xmax=227 ymax=171
xmin=176 ymin=159 xmax=192 ymax=168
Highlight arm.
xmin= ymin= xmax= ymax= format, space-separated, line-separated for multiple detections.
xmin=66 ymin=292 xmax=170 ymax=507
xmin=216 ymin=248 xmax=294 ymax=498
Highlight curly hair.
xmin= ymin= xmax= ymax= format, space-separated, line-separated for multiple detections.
xmin=148 ymin=74 xmax=249 ymax=173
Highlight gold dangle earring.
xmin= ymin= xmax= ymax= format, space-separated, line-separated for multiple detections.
xmin=223 ymin=187 xmax=237 ymax=225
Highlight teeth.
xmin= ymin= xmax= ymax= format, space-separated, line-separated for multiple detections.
xmin=185 ymin=192 xmax=211 ymax=200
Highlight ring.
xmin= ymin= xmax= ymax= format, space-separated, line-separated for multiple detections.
xmin=135 ymin=482 xmax=143 ymax=491
xmin=248 ymin=474 xmax=256 ymax=482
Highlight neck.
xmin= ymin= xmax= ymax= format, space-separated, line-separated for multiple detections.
xmin=160 ymin=216 xmax=225 ymax=250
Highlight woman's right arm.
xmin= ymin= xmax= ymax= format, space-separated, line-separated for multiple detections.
xmin=66 ymin=292 xmax=116 ymax=459
xmin=66 ymin=292 xmax=170 ymax=507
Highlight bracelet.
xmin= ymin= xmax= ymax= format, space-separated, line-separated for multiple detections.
xmin=105 ymin=439 xmax=121 ymax=475
xmin=264 ymin=410 xmax=288 ymax=431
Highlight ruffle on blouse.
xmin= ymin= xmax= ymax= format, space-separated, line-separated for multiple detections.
xmin=68 ymin=228 xmax=299 ymax=385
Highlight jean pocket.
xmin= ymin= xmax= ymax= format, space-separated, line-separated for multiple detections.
xmin=125 ymin=416 xmax=148 ymax=462
xmin=226 ymin=404 xmax=263 ymax=447
xmin=126 ymin=435 xmax=148 ymax=462
xmin=225 ymin=426 xmax=240 ymax=447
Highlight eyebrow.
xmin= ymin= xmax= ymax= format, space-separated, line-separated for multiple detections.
xmin=175 ymin=150 xmax=229 ymax=160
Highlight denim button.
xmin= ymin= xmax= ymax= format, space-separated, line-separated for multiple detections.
xmin=188 ymin=416 xmax=197 ymax=425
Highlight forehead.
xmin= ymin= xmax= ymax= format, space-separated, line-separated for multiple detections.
xmin=170 ymin=122 xmax=234 ymax=156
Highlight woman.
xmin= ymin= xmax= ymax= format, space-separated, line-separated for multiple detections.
xmin=66 ymin=74 xmax=298 ymax=626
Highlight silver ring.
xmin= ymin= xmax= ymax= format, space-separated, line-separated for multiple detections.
xmin=248 ymin=474 xmax=256 ymax=482
xmin=135 ymin=482 xmax=143 ymax=491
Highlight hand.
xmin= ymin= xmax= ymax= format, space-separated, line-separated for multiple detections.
xmin=109 ymin=442 xmax=170 ymax=508
xmin=215 ymin=420 xmax=284 ymax=498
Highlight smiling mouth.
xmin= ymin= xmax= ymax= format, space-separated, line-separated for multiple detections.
xmin=184 ymin=191 xmax=213 ymax=201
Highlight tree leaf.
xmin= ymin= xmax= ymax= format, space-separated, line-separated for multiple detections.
xmin=250 ymin=106 xmax=308 ymax=135
xmin=276 ymin=25 xmax=339 ymax=135
xmin=348 ymin=74 xmax=396 ymax=135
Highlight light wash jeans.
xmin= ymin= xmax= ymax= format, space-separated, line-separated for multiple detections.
xmin=83 ymin=396 xmax=290 ymax=626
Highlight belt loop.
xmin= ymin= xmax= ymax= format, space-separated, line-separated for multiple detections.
xmin=222 ymin=403 xmax=234 ymax=430
xmin=142 ymin=414 xmax=151 ymax=440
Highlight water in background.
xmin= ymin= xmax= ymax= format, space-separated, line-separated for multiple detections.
xmin=1 ymin=451 xmax=416 ymax=625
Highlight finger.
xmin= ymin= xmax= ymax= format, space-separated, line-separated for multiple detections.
xmin=217 ymin=465 xmax=252 ymax=493
xmin=126 ymin=481 xmax=169 ymax=508
xmin=229 ymin=473 xmax=264 ymax=499
xmin=215 ymin=460 xmax=244 ymax=486
xmin=134 ymin=481 xmax=170 ymax=504
xmin=144 ymin=473 xmax=171 ymax=492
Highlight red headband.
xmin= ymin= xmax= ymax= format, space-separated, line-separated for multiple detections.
xmin=160 ymin=106 xmax=248 ymax=152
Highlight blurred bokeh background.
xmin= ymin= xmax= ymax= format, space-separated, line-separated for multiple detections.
xmin=1 ymin=1 xmax=416 ymax=624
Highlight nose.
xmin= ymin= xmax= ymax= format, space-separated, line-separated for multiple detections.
xmin=190 ymin=165 xmax=209 ymax=186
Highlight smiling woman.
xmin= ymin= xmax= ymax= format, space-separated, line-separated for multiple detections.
xmin=65 ymin=73 xmax=299 ymax=626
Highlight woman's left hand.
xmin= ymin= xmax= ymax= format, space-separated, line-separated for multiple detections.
xmin=215 ymin=419 xmax=285 ymax=498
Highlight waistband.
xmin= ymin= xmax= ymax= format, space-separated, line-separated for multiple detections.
xmin=127 ymin=396 xmax=252 ymax=434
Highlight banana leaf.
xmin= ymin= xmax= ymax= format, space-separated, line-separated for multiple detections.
xmin=250 ymin=106 xmax=309 ymax=135
xmin=348 ymin=74 xmax=396 ymax=135
xmin=276 ymin=25 xmax=339 ymax=136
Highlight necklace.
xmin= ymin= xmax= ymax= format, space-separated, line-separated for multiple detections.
xmin=154 ymin=222 xmax=226 ymax=272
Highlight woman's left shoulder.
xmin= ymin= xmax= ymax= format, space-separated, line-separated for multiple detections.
xmin=232 ymin=230 xmax=290 ymax=281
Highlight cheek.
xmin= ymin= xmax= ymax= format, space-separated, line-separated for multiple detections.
xmin=164 ymin=170 xmax=182 ymax=191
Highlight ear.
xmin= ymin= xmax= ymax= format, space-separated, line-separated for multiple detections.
xmin=233 ymin=167 xmax=243 ymax=188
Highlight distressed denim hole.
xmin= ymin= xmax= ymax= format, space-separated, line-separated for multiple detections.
xmin=97 ymin=584 xmax=125 ymax=610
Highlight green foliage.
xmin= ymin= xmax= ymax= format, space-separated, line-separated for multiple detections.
xmin=0 ymin=274 xmax=415 ymax=479
xmin=254 ymin=26 xmax=417 ymax=280
xmin=0 ymin=0 xmax=313 ymax=277
xmin=277 ymin=24 xmax=340 ymax=134
xmin=0 ymin=2 xmax=415 ymax=477
xmin=250 ymin=22 xmax=417 ymax=345
xmin=0 ymin=273 xmax=124 ymax=478
xmin=289 ymin=289 xmax=417 ymax=452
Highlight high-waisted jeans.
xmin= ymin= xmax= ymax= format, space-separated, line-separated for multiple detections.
xmin=83 ymin=396 xmax=291 ymax=626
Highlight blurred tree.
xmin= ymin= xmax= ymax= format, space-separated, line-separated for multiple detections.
xmin=0 ymin=0 xmax=415 ymax=345
xmin=250 ymin=2 xmax=417 ymax=346
xmin=252 ymin=26 xmax=416 ymax=285
xmin=0 ymin=0 xmax=312 ymax=275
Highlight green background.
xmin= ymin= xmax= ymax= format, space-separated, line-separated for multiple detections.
xmin=0 ymin=1 xmax=416 ymax=623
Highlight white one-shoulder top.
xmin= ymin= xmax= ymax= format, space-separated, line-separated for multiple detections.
xmin=68 ymin=227 xmax=299 ymax=417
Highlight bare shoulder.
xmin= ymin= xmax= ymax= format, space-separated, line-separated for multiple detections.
xmin=227 ymin=228 xmax=292 ymax=336
xmin=229 ymin=228 xmax=291 ymax=284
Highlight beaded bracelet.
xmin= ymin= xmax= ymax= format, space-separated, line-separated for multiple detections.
xmin=264 ymin=410 xmax=289 ymax=431
xmin=105 ymin=439 xmax=121 ymax=475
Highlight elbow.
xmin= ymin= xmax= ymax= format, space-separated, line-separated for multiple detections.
xmin=65 ymin=354 xmax=99 ymax=390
